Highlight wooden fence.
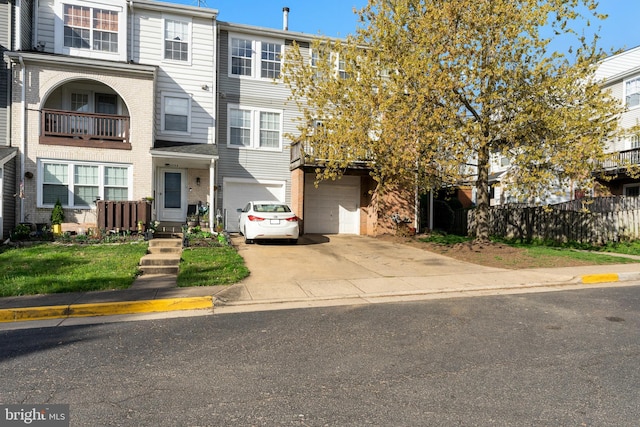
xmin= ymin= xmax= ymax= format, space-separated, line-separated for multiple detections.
xmin=96 ymin=201 xmax=151 ymax=232
xmin=467 ymin=196 xmax=640 ymax=244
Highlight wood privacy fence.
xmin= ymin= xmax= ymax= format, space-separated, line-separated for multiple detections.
xmin=96 ymin=201 xmax=151 ymax=232
xmin=467 ymin=196 xmax=640 ymax=244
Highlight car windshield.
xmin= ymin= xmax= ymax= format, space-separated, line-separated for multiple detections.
xmin=254 ymin=204 xmax=291 ymax=213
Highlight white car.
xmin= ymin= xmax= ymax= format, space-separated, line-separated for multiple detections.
xmin=238 ymin=201 xmax=300 ymax=244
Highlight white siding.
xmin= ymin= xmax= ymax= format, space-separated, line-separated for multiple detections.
xmin=134 ymin=9 xmax=216 ymax=145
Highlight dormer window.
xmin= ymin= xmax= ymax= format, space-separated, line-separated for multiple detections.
xmin=63 ymin=4 xmax=118 ymax=52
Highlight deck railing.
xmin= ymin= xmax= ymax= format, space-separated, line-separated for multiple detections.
xmin=599 ymin=148 xmax=640 ymax=170
xmin=41 ymin=109 xmax=130 ymax=144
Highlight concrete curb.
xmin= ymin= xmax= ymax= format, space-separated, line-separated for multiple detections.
xmin=579 ymin=272 xmax=640 ymax=284
xmin=0 ymin=297 xmax=214 ymax=323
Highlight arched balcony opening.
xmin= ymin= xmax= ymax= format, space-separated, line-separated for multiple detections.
xmin=40 ymin=79 xmax=131 ymax=150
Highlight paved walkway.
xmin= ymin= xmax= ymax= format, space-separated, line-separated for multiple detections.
xmin=2 ymin=235 xmax=640 ymax=327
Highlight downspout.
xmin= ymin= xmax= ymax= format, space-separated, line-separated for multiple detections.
xmin=19 ymin=55 xmax=26 ymax=223
xmin=210 ymin=17 xmax=218 ymax=229
xmin=128 ymin=0 xmax=133 ymax=62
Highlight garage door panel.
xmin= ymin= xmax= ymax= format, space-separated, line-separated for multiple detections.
xmin=304 ymin=176 xmax=360 ymax=234
xmin=223 ymin=181 xmax=285 ymax=232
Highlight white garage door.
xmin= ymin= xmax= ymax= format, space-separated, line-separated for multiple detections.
xmin=223 ymin=179 xmax=286 ymax=232
xmin=304 ymin=175 xmax=360 ymax=234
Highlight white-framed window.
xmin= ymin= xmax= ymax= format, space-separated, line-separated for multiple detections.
xmin=229 ymin=35 xmax=283 ymax=80
xmin=227 ymin=105 xmax=282 ymax=150
xmin=310 ymin=48 xmax=350 ymax=80
xmin=39 ymin=160 xmax=132 ymax=208
xmin=56 ymin=1 xmax=125 ymax=60
xmin=625 ymin=76 xmax=640 ymax=108
xmin=161 ymin=93 xmax=191 ymax=133
xmin=164 ymin=18 xmax=191 ymax=62
xmin=63 ymin=4 xmax=118 ymax=52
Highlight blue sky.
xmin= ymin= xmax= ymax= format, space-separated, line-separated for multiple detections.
xmin=165 ymin=0 xmax=640 ymax=54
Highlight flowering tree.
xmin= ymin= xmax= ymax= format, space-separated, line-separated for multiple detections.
xmin=284 ymin=0 xmax=622 ymax=240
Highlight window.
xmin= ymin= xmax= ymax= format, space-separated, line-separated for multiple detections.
xmin=261 ymin=42 xmax=281 ymax=78
xmin=625 ymin=185 xmax=640 ymax=197
xmin=230 ymin=36 xmax=282 ymax=79
xmin=40 ymin=160 xmax=131 ymax=208
xmin=63 ymin=4 xmax=118 ymax=53
xmin=625 ymin=77 xmax=640 ymax=108
xmin=228 ymin=105 xmax=282 ymax=150
xmin=229 ymin=109 xmax=251 ymax=147
xmin=259 ymin=112 xmax=280 ymax=148
xmin=231 ymin=38 xmax=252 ymax=76
xmin=162 ymin=94 xmax=190 ymax=133
xmin=164 ymin=19 xmax=190 ymax=61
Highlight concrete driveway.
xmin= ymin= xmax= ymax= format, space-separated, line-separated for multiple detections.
xmin=223 ymin=234 xmax=504 ymax=303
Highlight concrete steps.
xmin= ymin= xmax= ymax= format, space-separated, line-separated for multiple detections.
xmin=139 ymin=237 xmax=182 ymax=276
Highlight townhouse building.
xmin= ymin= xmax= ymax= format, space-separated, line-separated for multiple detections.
xmin=4 ymin=0 xmax=416 ymax=238
xmin=6 ymin=0 xmax=218 ymax=234
xmin=595 ymin=46 xmax=640 ymax=195
xmin=1 ymin=0 xmax=18 ymax=240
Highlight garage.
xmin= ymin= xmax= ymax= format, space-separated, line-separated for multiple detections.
xmin=223 ymin=179 xmax=286 ymax=232
xmin=304 ymin=174 xmax=360 ymax=234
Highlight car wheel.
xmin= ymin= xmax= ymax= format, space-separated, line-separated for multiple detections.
xmin=244 ymin=229 xmax=254 ymax=244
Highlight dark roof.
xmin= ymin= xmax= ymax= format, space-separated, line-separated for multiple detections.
xmin=151 ymin=141 xmax=218 ymax=157
xmin=0 ymin=147 xmax=18 ymax=163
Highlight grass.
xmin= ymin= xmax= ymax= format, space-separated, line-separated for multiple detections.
xmin=0 ymin=242 xmax=148 ymax=297
xmin=0 ymin=240 xmax=249 ymax=297
xmin=178 ymin=246 xmax=249 ymax=287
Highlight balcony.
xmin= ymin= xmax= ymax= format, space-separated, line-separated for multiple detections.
xmin=40 ymin=109 xmax=131 ymax=150
xmin=290 ymin=141 xmax=374 ymax=170
xmin=598 ymin=148 xmax=640 ymax=172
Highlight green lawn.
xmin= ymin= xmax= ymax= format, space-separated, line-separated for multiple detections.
xmin=0 ymin=241 xmax=249 ymax=297
xmin=0 ymin=242 xmax=148 ymax=297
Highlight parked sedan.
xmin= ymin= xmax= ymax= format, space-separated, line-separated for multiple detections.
xmin=238 ymin=201 xmax=300 ymax=244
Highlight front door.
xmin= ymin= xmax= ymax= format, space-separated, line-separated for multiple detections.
xmin=158 ymin=170 xmax=186 ymax=222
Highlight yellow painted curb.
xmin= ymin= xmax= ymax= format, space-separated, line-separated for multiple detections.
xmin=0 ymin=297 xmax=213 ymax=323
xmin=581 ymin=273 xmax=619 ymax=284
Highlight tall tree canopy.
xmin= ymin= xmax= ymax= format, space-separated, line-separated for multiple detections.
xmin=283 ymin=0 xmax=621 ymax=240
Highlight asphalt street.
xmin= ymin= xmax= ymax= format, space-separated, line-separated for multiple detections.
xmin=2 ymin=286 xmax=639 ymax=426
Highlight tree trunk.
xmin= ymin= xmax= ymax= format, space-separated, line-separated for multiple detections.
xmin=475 ymin=144 xmax=491 ymax=241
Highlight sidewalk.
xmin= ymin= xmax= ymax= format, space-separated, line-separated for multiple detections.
xmin=2 ymin=257 xmax=640 ymax=325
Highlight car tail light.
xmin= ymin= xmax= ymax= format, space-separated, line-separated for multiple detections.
xmin=247 ymin=215 xmax=265 ymax=221
xmin=285 ymin=216 xmax=299 ymax=222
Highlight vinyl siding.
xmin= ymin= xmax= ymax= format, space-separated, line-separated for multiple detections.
xmin=216 ymin=29 xmax=305 ymax=208
xmin=134 ymin=9 xmax=216 ymax=144
xmin=0 ymin=0 xmax=10 ymax=147
xmin=2 ymin=156 xmax=16 ymax=240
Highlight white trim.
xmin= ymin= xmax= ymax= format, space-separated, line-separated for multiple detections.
xmin=37 ymin=159 xmax=133 ymax=209
xmin=160 ymin=92 xmax=192 ymax=135
xmin=161 ymin=15 xmax=192 ymax=65
xmin=623 ymin=75 xmax=640 ymax=110
xmin=227 ymin=32 xmax=284 ymax=81
xmin=623 ymin=183 xmax=640 ymax=197
xmin=226 ymin=104 xmax=283 ymax=151
xmin=54 ymin=0 xmax=127 ymax=62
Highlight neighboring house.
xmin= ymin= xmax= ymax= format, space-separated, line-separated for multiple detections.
xmin=5 ymin=0 xmax=218 ymax=232
xmin=595 ymin=46 xmax=640 ymax=196
xmin=4 ymin=0 xmax=415 ymax=237
xmin=0 ymin=0 xmax=18 ymax=240
xmin=217 ymin=17 xmax=416 ymax=236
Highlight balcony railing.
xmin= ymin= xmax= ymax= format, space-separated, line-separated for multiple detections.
xmin=599 ymin=148 xmax=640 ymax=171
xmin=290 ymin=141 xmax=374 ymax=170
xmin=40 ymin=109 xmax=131 ymax=150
